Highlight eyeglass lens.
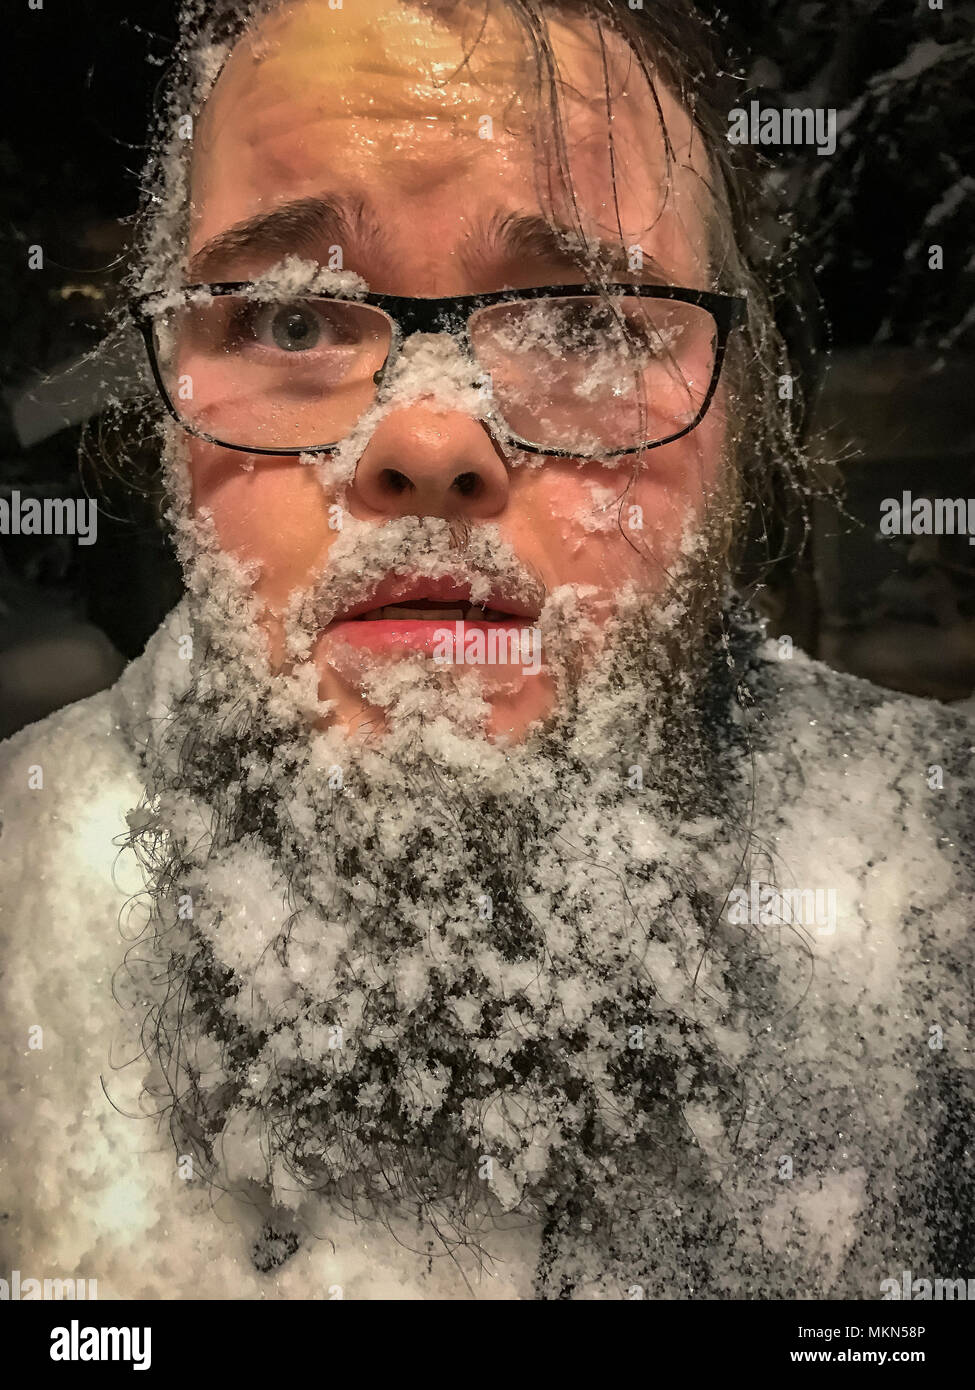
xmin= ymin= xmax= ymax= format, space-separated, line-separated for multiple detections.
xmin=151 ymin=292 xmax=719 ymax=454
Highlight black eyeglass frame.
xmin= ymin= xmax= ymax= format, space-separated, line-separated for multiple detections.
xmin=130 ymin=282 xmax=746 ymax=460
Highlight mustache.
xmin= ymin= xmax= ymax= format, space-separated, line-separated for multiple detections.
xmin=283 ymin=515 xmax=548 ymax=660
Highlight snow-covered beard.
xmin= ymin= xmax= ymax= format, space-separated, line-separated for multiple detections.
xmin=119 ymin=437 xmax=779 ymax=1271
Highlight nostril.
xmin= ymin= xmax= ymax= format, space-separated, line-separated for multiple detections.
xmin=453 ymin=471 xmax=481 ymax=499
xmin=380 ymin=468 xmax=413 ymax=494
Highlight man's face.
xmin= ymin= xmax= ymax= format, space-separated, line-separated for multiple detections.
xmin=183 ymin=0 xmax=725 ymax=740
xmin=132 ymin=2 xmax=756 ymax=1249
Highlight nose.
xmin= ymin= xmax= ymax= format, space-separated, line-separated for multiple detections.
xmin=351 ymin=405 xmax=510 ymax=519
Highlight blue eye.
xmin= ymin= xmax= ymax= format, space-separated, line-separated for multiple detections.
xmin=269 ymin=306 xmax=321 ymax=351
xmin=226 ymin=300 xmax=364 ymax=353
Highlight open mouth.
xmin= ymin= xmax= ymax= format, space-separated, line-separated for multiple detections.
xmin=323 ymin=578 xmax=541 ymax=657
xmin=352 ymin=598 xmax=526 ymax=623
xmin=331 ymin=577 xmax=540 ymax=626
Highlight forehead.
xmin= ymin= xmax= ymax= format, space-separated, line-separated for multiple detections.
xmin=188 ymin=0 xmax=712 ymax=281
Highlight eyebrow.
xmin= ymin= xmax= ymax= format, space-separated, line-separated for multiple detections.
xmin=186 ymin=196 xmax=673 ymax=286
xmin=186 ymin=194 xmax=389 ymax=280
xmin=461 ymin=210 xmax=673 ymax=284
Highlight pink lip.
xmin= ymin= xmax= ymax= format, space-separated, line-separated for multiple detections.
xmin=331 ymin=576 xmax=540 ymax=624
xmin=322 ymin=574 xmax=540 ymax=656
xmin=326 ymin=617 xmax=532 ymax=655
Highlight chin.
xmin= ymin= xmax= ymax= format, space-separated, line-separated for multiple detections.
xmin=314 ymin=651 xmax=561 ymax=743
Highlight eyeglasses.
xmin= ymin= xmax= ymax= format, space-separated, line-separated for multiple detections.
xmin=131 ymin=282 xmax=745 ymax=460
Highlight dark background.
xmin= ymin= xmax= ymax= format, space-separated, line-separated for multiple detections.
xmin=1 ymin=0 xmax=974 ymax=737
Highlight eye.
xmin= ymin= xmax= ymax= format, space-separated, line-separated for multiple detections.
xmin=227 ymin=299 xmax=361 ymax=353
xmin=557 ymin=301 xmax=617 ymax=348
xmin=574 ymin=302 xmax=685 ymax=360
xmin=267 ymin=305 xmax=322 ymax=351
xmin=556 ymin=300 xmax=660 ymax=356
xmin=621 ymin=312 xmax=687 ymax=359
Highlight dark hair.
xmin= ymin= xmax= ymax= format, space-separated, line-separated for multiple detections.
xmin=125 ymin=0 xmax=822 ymax=584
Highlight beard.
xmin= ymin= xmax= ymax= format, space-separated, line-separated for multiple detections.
xmin=116 ymin=453 xmax=790 ymax=1284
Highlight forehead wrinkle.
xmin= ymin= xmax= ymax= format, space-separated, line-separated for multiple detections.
xmin=188 ymin=1 xmax=715 ymax=293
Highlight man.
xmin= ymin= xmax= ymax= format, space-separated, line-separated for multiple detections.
xmin=1 ymin=0 xmax=972 ymax=1300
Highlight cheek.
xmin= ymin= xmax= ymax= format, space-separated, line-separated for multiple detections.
xmin=506 ymin=417 xmax=725 ymax=594
xmin=189 ymin=441 xmax=334 ymax=608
